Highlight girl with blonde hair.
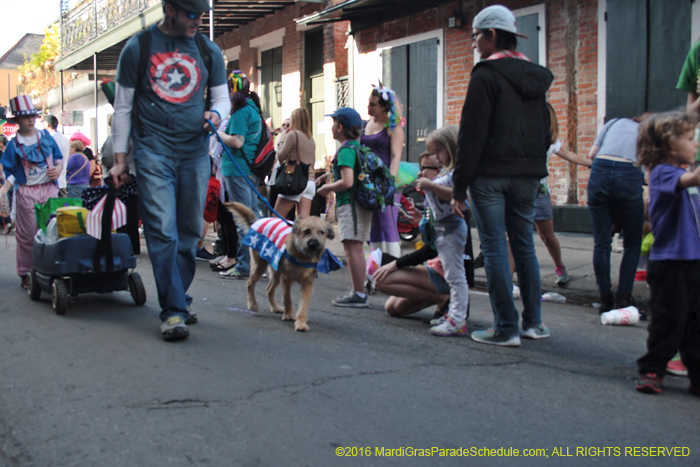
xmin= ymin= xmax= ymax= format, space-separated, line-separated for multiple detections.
xmin=415 ymin=125 xmax=470 ymax=336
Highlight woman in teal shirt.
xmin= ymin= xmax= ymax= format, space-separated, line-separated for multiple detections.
xmin=216 ymin=72 xmax=262 ymax=279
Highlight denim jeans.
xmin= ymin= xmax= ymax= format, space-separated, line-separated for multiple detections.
xmin=587 ymin=158 xmax=644 ymax=295
xmin=66 ymin=184 xmax=89 ymax=199
xmin=434 ymin=214 xmax=469 ymax=322
xmin=470 ymin=177 xmax=541 ymax=337
xmin=224 ymin=174 xmax=261 ymax=274
xmin=134 ymin=149 xmax=208 ymax=322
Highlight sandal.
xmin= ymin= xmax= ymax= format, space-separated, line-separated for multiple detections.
xmin=20 ymin=275 xmax=28 ymax=289
xmin=211 ymin=260 xmax=237 ymax=271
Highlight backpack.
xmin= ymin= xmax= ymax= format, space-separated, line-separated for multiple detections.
xmin=248 ymin=121 xmax=276 ymax=178
xmin=234 ymin=110 xmax=276 ymax=179
xmin=347 ymin=143 xmax=395 ymax=212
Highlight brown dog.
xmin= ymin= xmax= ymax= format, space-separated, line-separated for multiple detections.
xmin=224 ymin=202 xmax=335 ymax=331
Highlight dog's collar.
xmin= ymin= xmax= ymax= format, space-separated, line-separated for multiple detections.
xmin=283 ymin=250 xmax=318 ymax=269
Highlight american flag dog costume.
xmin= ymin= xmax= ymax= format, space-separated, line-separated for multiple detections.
xmin=228 ymin=203 xmax=341 ymax=332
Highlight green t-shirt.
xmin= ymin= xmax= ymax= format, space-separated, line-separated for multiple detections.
xmin=676 ymin=40 xmax=700 ymax=160
xmin=332 ymin=140 xmax=360 ymax=207
xmin=222 ymin=100 xmax=262 ymax=177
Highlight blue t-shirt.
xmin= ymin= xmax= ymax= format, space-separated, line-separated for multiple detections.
xmin=648 ymin=164 xmax=700 ymax=261
xmin=115 ymin=25 xmax=227 ymax=158
xmin=593 ymin=118 xmax=639 ymax=162
xmin=221 ymin=100 xmax=262 ymax=177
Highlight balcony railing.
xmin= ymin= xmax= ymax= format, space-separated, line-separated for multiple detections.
xmin=60 ymin=0 xmax=160 ymax=56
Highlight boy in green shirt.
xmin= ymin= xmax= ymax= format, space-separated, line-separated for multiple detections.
xmin=677 ymin=40 xmax=700 ymax=161
xmin=318 ymin=108 xmax=371 ymax=307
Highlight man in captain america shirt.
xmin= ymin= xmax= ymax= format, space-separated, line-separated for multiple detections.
xmin=110 ymin=0 xmax=230 ymax=341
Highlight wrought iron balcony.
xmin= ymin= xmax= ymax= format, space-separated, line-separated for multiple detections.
xmin=60 ymin=0 xmax=160 ymax=56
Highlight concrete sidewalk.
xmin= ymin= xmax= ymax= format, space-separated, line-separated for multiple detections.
xmin=322 ymin=226 xmax=651 ymax=311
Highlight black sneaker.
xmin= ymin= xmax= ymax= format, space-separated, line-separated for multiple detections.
xmin=185 ymin=307 xmax=198 ymax=325
xmin=598 ymin=291 xmax=615 ymax=315
xmin=635 ymin=373 xmax=662 ymax=394
xmin=196 ymin=247 xmax=216 ymax=262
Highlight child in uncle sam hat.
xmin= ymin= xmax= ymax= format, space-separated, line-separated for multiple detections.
xmin=0 ymin=96 xmax=64 ymax=289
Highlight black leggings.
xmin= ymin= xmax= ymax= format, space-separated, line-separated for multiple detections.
xmin=217 ymin=200 xmax=238 ymax=259
xmin=637 ymin=260 xmax=700 ymax=385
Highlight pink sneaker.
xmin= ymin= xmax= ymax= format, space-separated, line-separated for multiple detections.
xmin=666 ymin=356 xmax=687 ymax=376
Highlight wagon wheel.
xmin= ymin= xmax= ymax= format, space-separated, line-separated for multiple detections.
xmin=52 ymin=279 xmax=68 ymax=315
xmin=27 ymin=269 xmax=41 ymax=301
xmin=128 ymin=272 xmax=147 ymax=306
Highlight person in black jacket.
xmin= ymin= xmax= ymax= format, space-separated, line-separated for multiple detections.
xmin=451 ymin=5 xmax=553 ymax=347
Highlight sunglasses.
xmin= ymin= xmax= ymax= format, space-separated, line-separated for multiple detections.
xmin=420 ymin=165 xmax=440 ymax=171
xmin=180 ymin=9 xmax=202 ymax=20
xmin=471 ymin=31 xmax=483 ymax=41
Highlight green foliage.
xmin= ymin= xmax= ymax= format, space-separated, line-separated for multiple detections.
xmin=18 ymin=24 xmax=60 ymax=103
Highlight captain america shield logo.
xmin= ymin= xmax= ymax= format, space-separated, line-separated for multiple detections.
xmin=149 ymin=51 xmax=201 ymax=104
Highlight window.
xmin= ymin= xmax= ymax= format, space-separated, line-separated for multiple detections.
xmin=604 ymin=0 xmax=693 ymax=120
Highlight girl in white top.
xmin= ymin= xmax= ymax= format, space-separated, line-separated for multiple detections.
xmin=274 ymin=108 xmax=316 ymax=219
xmin=415 ymin=125 xmax=470 ymax=337
xmin=532 ymin=103 xmax=592 ymax=285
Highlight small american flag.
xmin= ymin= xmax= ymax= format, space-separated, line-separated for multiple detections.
xmin=86 ymin=194 xmax=127 ymax=239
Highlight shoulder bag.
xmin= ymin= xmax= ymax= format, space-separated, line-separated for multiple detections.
xmin=274 ymin=131 xmax=309 ymax=196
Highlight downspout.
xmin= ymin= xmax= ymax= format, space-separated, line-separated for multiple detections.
xmin=565 ymin=0 xmax=579 ymax=205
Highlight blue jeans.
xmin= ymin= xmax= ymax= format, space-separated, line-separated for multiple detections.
xmin=587 ymin=158 xmax=644 ymax=295
xmin=470 ymin=177 xmax=541 ymax=337
xmin=66 ymin=184 xmax=89 ymax=199
xmin=135 ymin=149 xmax=208 ymax=322
xmin=224 ymin=174 xmax=260 ymax=274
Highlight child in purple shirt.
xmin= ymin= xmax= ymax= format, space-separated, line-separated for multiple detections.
xmin=635 ymin=111 xmax=700 ymax=396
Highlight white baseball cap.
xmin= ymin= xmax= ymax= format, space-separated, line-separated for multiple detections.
xmin=472 ymin=4 xmax=528 ymax=39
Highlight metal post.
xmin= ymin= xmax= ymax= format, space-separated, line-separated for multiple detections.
xmin=94 ymin=53 xmax=98 ymax=150
xmin=209 ymin=0 xmax=214 ymax=41
xmin=60 ymin=70 xmax=65 ymax=133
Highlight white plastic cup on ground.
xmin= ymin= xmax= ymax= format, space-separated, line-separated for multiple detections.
xmin=320 ymin=213 xmax=326 ymax=221
xmin=600 ymin=306 xmax=640 ymax=326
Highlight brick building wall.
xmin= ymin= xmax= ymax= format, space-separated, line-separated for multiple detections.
xmin=351 ymin=0 xmax=600 ymax=206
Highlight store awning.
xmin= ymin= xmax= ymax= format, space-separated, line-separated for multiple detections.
xmin=295 ymin=0 xmax=452 ymax=31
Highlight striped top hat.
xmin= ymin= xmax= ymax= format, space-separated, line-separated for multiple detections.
xmin=8 ymin=95 xmax=38 ymax=118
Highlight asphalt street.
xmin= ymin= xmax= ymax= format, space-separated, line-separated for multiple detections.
xmin=0 ymin=236 xmax=698 ymax=467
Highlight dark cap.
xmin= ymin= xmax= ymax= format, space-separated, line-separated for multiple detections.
xmin=164 ymin=0 xmax=210 ymax=13
xmin=43 ymin=114 xmax=59 ymax=127
xmin=326 ymin=108 xmax=362 ymax=130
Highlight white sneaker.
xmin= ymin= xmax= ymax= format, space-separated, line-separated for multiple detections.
xmin=430 ymin=317 xmax=468 ymax=337
xmin=512 ymin=285 xmax=521 ymax=300
xmin=429 ymin=315 xmax=447 ymax=326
